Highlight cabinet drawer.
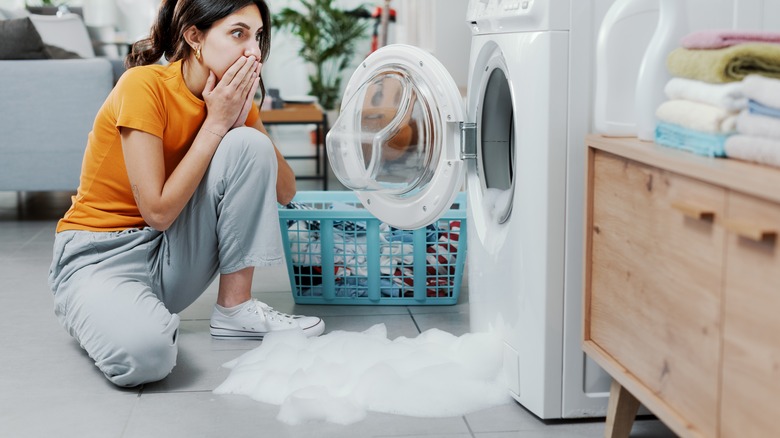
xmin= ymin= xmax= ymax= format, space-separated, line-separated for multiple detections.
xmin=587 ymin=151 xmax=725 ymax=437
xmin=721 ymin=192 xmax=780 ymax=437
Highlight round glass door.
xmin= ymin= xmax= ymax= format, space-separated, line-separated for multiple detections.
xmin=327 ymin=68 xmax=439 ymax=195
xmin=327 ymin=44 xmax=465 ymax=230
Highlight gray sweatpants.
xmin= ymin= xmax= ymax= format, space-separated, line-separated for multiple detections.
xmin=48 ymin=127 xmax=284 ymax=387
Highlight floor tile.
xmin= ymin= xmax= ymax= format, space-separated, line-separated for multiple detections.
xmin=319 ymin=313 xmax=423 ymax=339
xmin=465 ymin=402 xmax=550 ymax=433
xmin=141 ymin=320 xmax=257 ymax=394
xmin=376 ymin=434 xmax=471 ymax=438
xmin=2 ymin=187 xmax=682 ymax=438
xmin=0 ymin=391 xmax=138 ymax=438
xmin=412 ymin=310 xmax=471 ymax=336
xmin=255 ymin=290 xmax=415 ymax=317
xmin=125 ymin=391 xmax=472 ymax=438
xmin=144 ymin=314 xmax=423 ymax=394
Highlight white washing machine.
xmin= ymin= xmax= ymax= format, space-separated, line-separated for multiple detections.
xmin=326 ymin=0 xmax=613 ymax=419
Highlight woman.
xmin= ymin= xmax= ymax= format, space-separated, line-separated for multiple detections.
xmin=47 ymin=0 xmax=324 ymax=388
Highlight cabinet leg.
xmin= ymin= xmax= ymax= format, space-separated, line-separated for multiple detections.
xmin=604 ymin=379 xmax=640 ymax=438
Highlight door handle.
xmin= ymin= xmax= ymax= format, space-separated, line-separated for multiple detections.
xmin=671 ymin=201 xmax=715 ymax=222
xmin=723 ymin=218 xmax=778 ymax=243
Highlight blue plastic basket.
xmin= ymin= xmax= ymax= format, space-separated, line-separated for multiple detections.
xmin=278 ymin=191 xmax=467 ymax=305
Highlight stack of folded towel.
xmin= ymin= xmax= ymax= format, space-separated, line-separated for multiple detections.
xmin=655 ymin=30 xmax=780 ymax=157
xmin=725 ymin=75 xmax=780 ymax=168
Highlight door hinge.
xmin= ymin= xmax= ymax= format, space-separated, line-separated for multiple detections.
xmin=460 ymin=122 xmax=477 ymax=160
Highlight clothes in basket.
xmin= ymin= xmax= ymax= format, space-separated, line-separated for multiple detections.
xmin=282 ymin=201 xmax=462 ymax=299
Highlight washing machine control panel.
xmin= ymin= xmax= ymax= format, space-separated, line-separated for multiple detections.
xmin=467 ymin=0 xmax=570 ymax=33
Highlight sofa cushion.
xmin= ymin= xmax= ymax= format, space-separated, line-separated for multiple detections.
xmin=44 ymin=44 xmax=81 ymax=59
xmin=29 ymin=13 xmax=95 ymax=58
xmin=0 ymin=17 xmax=48 ymax=60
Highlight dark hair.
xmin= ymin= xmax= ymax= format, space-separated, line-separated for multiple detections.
xmin=126 ymin=0 xmax=271 ymax=99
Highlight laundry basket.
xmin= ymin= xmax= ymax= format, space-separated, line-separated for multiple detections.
xmin=278 ymin=191 xmax=467 ymax=305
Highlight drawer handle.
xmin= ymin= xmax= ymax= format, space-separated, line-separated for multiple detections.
xmin=723 ymin=218 xmax=778 ymax=243
xmin=671 ymin=201 xmax=715 ymax=221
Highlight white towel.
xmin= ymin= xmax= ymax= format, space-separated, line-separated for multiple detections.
xmin=656 ymin=99 xmax=738 ymax=134
xmin=725 ymin=134 xmax=780 ymax=167
xmin=736 ymin=110 xmax=780 ymax=139
xmin=664 ymin=78 xmax=746 ymax=111
xmin=742 ymin=74 xmax=780 ymax=109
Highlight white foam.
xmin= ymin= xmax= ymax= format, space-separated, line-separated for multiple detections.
xmin=482 ymin=188 xmax=513 ymax=222
xmin=214 ymin=324 xmax=511 ymax=425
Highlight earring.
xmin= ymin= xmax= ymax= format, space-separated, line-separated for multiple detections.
xmin=195 ymin=46 xmax=201 ymax=61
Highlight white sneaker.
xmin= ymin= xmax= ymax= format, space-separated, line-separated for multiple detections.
xmin=210 ymin=299 xmax=324 ymax=340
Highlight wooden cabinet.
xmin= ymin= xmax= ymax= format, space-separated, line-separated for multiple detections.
xmin=583 ymin=135 xmax=780 ymax=438
xmin=720 ymin=192 xmax=780 ymax=437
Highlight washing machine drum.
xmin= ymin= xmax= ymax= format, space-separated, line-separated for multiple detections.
xmin=327 ymin=44 xmax=466 ymax=230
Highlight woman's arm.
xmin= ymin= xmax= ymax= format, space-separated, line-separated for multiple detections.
xmin=121 ymin=127 xmax=224 ymax=231
xmin=252 ymin=117 xmax=297 ymax=205
xmin=122 ymin=56 xmax=260 ymax=231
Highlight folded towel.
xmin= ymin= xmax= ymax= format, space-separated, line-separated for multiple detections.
xmin=656 ymin=99 xmax=738 ymax=134
xmin=725 ymin=134 xmax=780 ymax=167
xmin=681 ymin=29 xmax=780 ymax=50
xmin=655 ymin=121 xmax=730 ymax=157
xmin=664 ymin=78 xmax=746 ymax=111
xmin=742 ymin=74 xmax=780 ymax=109
xmin=748 ymin=100 xmax=780 ymax=119
xmin=737 ymin=110 xmax=780 ymax=139
xmin=667 ymin=43 xmax=780 ymax=83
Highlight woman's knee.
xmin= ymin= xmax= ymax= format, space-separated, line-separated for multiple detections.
xmin=220 ymin=127 xmax=275 ymax=163
xmin=212 ymin=127 xmax=277 ymax=183
xmin=99 ymin=313 xmax=180 ymax=387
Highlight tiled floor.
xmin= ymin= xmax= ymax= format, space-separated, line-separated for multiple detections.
xmin=0 ymin=129 xmax=677 ymax=437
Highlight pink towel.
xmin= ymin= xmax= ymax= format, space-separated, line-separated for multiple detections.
xmin=682 ymin=30 xmax=780 ymax=50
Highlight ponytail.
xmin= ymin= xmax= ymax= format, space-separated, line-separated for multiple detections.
xmin=125 ymin=0 xmax=179 ymax=68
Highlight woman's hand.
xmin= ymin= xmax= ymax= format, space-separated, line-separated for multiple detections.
xmin=201 ymin=56 xmax=260 ymax=134
xmin=232 ymin=61 xmax=261 ymax=129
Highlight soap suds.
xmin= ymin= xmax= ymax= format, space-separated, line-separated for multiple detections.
xmin=214 ymin=324 xmax=510 ymax=425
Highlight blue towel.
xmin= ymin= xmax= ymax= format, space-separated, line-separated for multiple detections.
xmin=748 ymin=99 xmax=780 ymax=119
xmin=386 ymin=223 xmax=440 ymax=244
xmin=655 ymin=122 xmax=730 ymax=157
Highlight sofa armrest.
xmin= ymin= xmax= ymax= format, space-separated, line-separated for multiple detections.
xmin=0 ymin=58 xmax=113 ymax=191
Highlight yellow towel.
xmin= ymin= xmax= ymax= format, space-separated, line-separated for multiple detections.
xmin=667 ymin=43 xmax=780 ymax=83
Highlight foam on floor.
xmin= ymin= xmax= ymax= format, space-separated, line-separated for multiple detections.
xmin=213 ymin=324 xmax=511 ymax=425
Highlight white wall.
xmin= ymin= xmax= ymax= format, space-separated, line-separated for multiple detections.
xmin=733 ymin=0 xmax=780 ymax=29
xmin=592 ymin=0 xmax=780 ymax=33
xmin=264 ymin=0 xmax=472 ymax=100
xmin=394 ymin=0 xmax=471 ymax=90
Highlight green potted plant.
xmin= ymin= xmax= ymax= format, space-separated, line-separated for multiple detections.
xmin=273 ymin=0 xmax=370 ymax=111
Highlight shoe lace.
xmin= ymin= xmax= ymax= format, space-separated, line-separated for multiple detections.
xmin=249 ymin=300 xmax=296 ymax=325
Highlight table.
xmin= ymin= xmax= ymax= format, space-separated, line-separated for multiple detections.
xmin=260 ymin=102 xmax=329 ymax=190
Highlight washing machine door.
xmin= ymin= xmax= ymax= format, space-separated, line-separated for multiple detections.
xmin=326 ymin=44 xmax=466 ymax=230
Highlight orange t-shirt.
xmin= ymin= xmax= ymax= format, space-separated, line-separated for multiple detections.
xmin=57 ymin=60 xmax=260 ymax=232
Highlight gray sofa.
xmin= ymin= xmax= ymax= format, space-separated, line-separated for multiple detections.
xmin=0 ymin=58 xmax=113 ymax=191
xmin=0 ymin=11 xmax=115 ymax=192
